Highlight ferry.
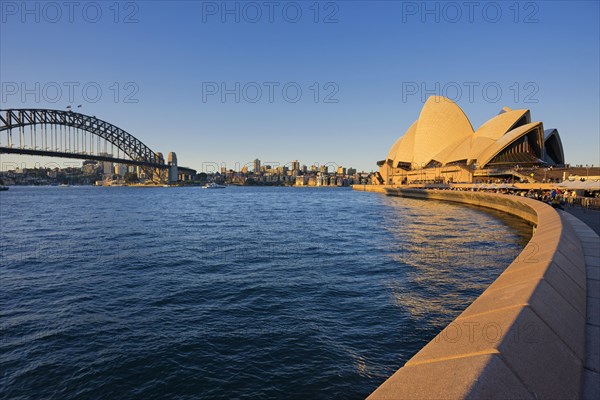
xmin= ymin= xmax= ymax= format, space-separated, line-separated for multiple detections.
xmin=0 ymin=185 xmax=8 ymax=191
xmin=202 ymin=182 xmax=226 ymax=189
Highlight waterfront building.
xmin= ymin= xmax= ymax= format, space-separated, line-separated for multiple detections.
xmin=316 ymin=173 xmax=324 ymax=186
xmin=82 ymin=161 xmax=98 ymax=175
xmin=98 ymin=152 xmax=113 ymax=177
xmin=253 ymin=158 xmax=261 ymax=173
xmin=114 ymin=164 xmax=128 ymax=177
xmin=295 ymin=175 xmax=308 ymax=186
xmin=376 ymin=96 xmax=565 ymax=185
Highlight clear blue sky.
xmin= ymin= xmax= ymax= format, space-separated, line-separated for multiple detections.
xmin=1 ymin=0 xmax=599 ymax=172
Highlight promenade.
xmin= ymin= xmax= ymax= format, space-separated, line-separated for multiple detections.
xmin=353 ymin=185 xmax=599 ymax=399
xmin=565 ymin=208 xmax=600 ymax=235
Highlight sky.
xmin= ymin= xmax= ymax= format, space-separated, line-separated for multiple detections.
xmin=1 ymin=0 xmax=599 ymax=172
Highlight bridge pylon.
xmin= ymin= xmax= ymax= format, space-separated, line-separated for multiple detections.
xmin=168 ymin=152 xmax=178 ymax=185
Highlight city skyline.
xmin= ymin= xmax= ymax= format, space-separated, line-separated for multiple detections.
xmin=1 ymin=1 xmax=599 ymax=172
xmin=2 ymin=2 xmax=599 ymax=399
xmin=1 ymin=156 xmax=368 ymax=187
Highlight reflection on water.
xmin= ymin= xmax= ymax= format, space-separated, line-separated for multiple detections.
xmin=0 ymin=187 xmax=531 ymax=399
xmin=381 ymin=196 xmax=531 ymax=330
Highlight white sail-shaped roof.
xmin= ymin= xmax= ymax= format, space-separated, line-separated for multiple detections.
xmin=412 ymin=96 xmax=473 ymax=167
xmin=380 ymin=96 xmax=561 ymax=175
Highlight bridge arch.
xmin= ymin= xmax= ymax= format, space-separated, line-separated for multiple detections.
xmin=0 ymin=109 xmax=163 ymax=167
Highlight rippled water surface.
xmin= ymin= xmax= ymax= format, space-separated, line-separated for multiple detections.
xmin=0 ymin=186 xmax=531 ymax=399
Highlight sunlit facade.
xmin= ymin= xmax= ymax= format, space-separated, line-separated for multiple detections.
xmin=375 ymin=96 xmax=565 ymax=185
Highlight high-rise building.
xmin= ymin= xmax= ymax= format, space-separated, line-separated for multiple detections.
xmin=253 ymin=158 xmax=261 ymax=173
xmin=292 ymin=160 xmax=300 ymax=172
xmin=114 ymin=164 xmax=128 ymax=177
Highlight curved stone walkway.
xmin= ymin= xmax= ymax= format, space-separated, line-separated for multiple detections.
xmin=560 ymin=211 xmax=600 ymax=399
xmin=564 ymin=207 xmax=600 ymax=235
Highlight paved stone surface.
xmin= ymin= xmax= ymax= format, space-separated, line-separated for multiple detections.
xmin=582 ymin=240 xmax=600 ymax=257
xmin=589 ymin=280 xmax=600 ymax=299
xmin=588 ymin=297 xmax=600 ymax=326
xmin=586 ymin=324 xmax=600 ymax=373
xmin=589 ymin=266 xmax=600 ymax=281
xmin=583 ymin=369 xmax=600 ymax=400
xmin=559 ymin=211 xmax=600 ymax=400
xmin=564 ymin=207 xmax=600 ymax=235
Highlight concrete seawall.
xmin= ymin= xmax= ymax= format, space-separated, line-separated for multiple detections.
xmin=352 ymin=184 xmax=598 ymax=399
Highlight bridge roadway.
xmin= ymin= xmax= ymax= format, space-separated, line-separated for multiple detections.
xmin=0 ymin=109 xmax=196 ymax=182
xmin=0 ymin=146 xmax=160 ymax=168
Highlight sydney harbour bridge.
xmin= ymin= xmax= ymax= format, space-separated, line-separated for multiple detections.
xmin=0 ymin=109 xmax=196 ymax=184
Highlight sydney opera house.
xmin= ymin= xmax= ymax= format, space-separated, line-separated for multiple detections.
xmin=375 ymin=96 xmax=565 ymax=185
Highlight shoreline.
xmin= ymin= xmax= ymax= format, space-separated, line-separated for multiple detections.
xmin=354 ymin=185 xmax=595 ymax=399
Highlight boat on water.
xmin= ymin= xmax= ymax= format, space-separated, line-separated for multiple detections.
xmin=0 ymin=185 xmax=9 ymax=191
xmin=202 ymin=182 xmax=226 ymax=189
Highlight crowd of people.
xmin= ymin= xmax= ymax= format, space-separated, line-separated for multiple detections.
xmin=433 ymin=184 xmax=600 ymax=210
